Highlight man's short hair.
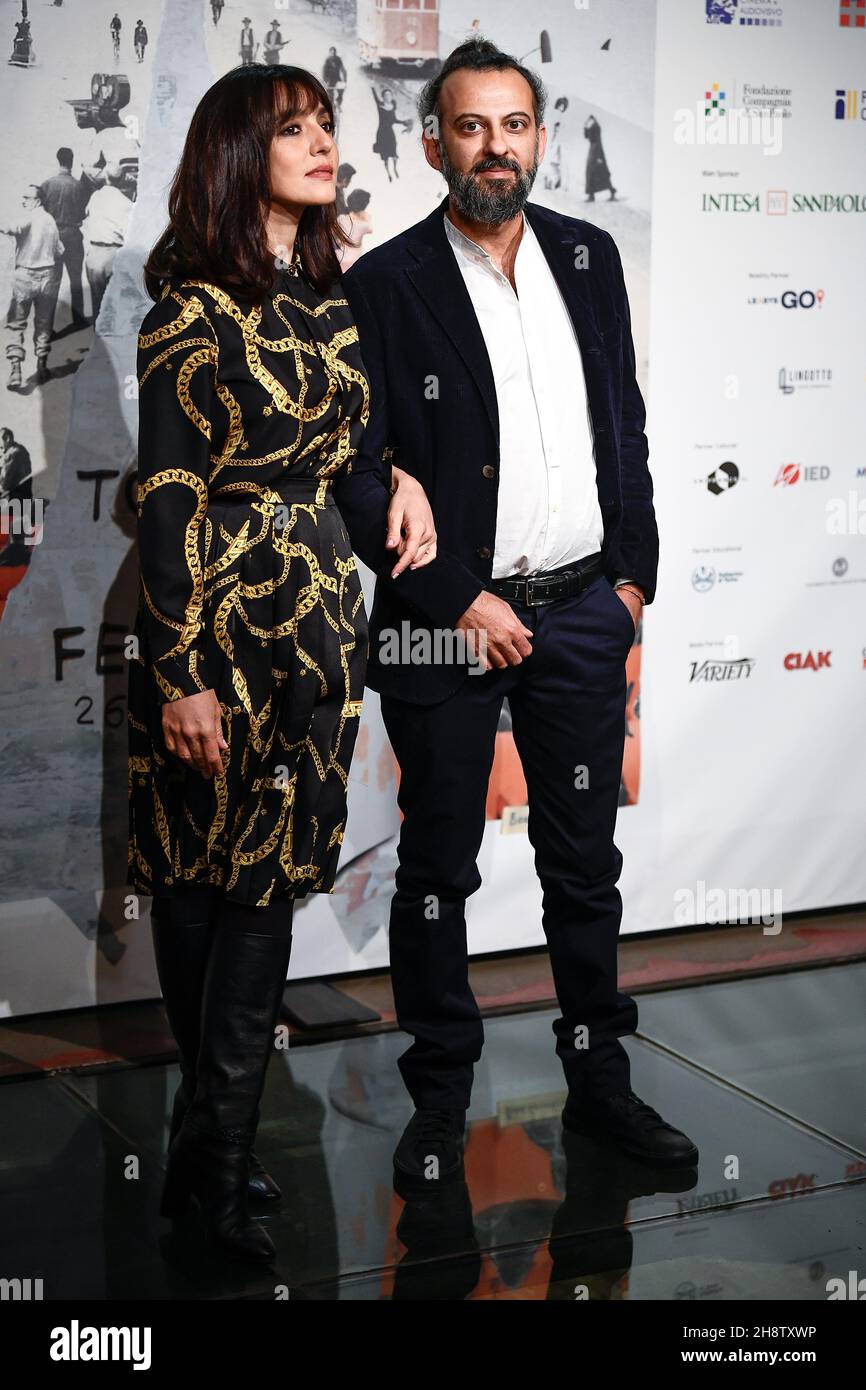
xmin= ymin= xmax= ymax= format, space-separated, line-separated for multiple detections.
xmin=418 ymin=36 xmax=547 ymax=130
xmin=56 ymin=147 xmax=74 ymax=169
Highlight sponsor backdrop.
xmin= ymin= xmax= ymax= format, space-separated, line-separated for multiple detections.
xmin=0 ymin=0 xmax=861 ymax=1015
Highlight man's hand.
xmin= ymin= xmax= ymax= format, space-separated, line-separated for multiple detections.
xmin=613 ymin=583 xmax=644 ymax=634
xmin=386 ymin=466 xmax=437 ymax=577
xmin=162 ymin=688 xmax=227 ymax=779
xmin=455 ymin=591 xmax=533 ymax=671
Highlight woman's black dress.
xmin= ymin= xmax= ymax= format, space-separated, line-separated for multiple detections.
xmin=127 ymin=255 xmax=370 ymax=907
xmin=373 ymin=94 xmax=401 ymax=161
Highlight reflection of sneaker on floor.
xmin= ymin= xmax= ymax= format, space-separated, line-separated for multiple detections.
xmin=7 ymin=360 xmax=22 ymax=391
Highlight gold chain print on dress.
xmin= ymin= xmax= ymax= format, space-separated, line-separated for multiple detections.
xmin=127 ymin=267 xmax=371 ymax=907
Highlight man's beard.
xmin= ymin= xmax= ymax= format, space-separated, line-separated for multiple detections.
xmin=439 ymin=141 xmax=539 ymax=225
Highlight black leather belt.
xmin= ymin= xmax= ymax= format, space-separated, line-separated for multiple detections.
xmin=488 ymin=554 xmax=604 ymax=607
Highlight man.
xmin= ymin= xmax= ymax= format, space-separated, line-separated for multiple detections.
xmin=1 ymin=185 xmax=64 ymax=388
xmin=323 ymin=46 xmax=348 ymax=113
xmin=81 ymin=164 xmax=132 ymax=321
xmin=263 ymin=19 xmax=288 ymax=64
xmin=133 ymin=19 xmax=148 ymax=63
xmin=239 ymin=17 xmax=256 ymax=66
xmin=336 ymin=38 xmax=698 ymax=1185
xmin=38 ymin=148 xmax=89 ymax=329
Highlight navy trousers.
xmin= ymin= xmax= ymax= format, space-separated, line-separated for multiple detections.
xmin=380 ymin=573 xmax=640 ymax=1110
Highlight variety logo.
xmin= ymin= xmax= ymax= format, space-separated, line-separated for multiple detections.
xmin=773 ymin=463 xmax=831 ymax=485
xmin=784 ymin=651 xmax=832 ymax=670
xmin=689 ymin=657 xmax=756 ymax=681
xmin=834 ymin=89 xmax=866 ymax=119
xmin=778 ymin=366 xmax=833 ymax=394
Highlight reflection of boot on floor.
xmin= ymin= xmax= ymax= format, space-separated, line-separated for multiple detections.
xmin=151 ymin=912 xmax=281 ymax=1201
xmin=158 ymin=911 xmax=293 ymax=1263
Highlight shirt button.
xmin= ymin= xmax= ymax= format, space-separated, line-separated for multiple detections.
xmin=481 ymin=465 xmax=495 ymax=479
xmin=476 ymin=545 xmax=492 ymax=559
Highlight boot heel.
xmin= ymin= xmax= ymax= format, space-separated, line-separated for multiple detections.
xmin=160 ymin=1154 xmax=193 ymax=1219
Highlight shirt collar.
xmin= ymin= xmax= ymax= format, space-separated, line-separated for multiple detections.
xmin=443 ymin=207 xmax=532 ymax=270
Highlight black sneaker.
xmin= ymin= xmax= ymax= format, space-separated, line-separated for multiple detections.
xmin=393 ymin=1108 xmax=466 ymax=1194
xmin=562 ymin=1088 xmax=699 ymax=1168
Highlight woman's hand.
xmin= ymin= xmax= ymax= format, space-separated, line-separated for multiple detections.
xmin=162 ymin=688 xmax=227 ymax=779
xmin=386 ymin=465 xmax=437 ymax=577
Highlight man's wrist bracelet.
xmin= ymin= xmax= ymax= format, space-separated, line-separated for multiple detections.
xmin=616 ymin=584 xmax=646 ymax=605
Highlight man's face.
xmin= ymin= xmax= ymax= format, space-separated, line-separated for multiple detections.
xmin=423 ymin=67 xmax=546 ymax=225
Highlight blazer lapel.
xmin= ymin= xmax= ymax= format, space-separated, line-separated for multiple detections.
xmin=524 ymin=202 xmax=605 ymax=356
xmin=404 ymin=199 xmax=499 ymax=445
xmin=525 ymin=202 xmax=615 ymax=444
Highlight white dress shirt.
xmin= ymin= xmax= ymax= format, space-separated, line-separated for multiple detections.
xmin=443 ymin=210 xmax=604 ymax=580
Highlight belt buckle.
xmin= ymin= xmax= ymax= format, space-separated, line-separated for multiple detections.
xmin=526 ymin=576 xmax=546 ymax=606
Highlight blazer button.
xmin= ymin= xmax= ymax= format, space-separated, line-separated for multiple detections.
xmin=481 ymin=465 xmax=495 ymax=479
xmin=477 ymin=545 xmax=492 ymax=559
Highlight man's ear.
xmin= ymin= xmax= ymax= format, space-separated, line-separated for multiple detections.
xmin=536 ymin=122 xmax=548 ymax=165
xmin=421 ymin=127 xmax=443 ymax=174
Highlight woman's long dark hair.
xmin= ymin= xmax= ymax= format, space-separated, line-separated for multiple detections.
xmin=144 ymin=65 xmax=347 ymax=301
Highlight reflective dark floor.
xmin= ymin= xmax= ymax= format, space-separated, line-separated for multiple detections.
xmin=0 ymin=962 xmax=863 ymax=1299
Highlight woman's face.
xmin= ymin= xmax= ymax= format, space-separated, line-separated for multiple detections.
xmin=268 ymin=98 xmax=337 ymax=213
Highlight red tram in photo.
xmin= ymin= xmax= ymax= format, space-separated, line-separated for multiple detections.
xmin=357 ymin=0 xmax=441 ymax=71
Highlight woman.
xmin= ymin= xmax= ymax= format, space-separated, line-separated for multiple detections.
xmin=371 ymin=85 xmax=412 ymax=182
xmin=337 ymin=188 xmax=373 ymax=272
xmin=584 ymin=114 xmax=617 ymax=203
xmin=128 ymin=64 xmax=436 ymax=1263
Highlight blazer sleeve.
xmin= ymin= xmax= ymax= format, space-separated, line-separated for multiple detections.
xmin=335 ymin=267 xmax=485 ymax=629
xmin=604 ymin=232 xmax=659 ymax=605
xmin=135 ymin=286 xmax=217 ymax=703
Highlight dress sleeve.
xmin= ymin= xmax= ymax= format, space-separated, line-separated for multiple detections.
xmin=135 ymin=285 xmax=218 ymax=703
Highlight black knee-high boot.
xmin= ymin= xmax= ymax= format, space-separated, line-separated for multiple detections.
xmin=159 ymin=899 xmax=293 ymax=1263
xmin=151 ymin=896 xmax=282 ymax=1202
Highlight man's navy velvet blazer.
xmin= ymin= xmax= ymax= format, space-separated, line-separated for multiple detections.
xmin=332 ymin=195 xmax=658 ymax=706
